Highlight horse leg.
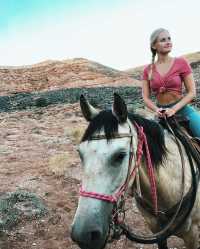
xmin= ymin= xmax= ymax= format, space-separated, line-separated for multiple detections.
xmin=157 ymin=239 xmax=168 ymax=249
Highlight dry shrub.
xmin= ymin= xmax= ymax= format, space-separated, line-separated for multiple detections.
xmin=48 ymin=152 xmax=72 ymax=176
xmin=65 ymin=126 xmax=86 ymax=144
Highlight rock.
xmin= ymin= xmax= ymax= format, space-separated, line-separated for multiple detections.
xmin=0 ymin=190 xmax=48 ymax=231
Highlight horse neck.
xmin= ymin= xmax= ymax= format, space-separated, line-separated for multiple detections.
xmin=127 ymin=117 xmax=179 ymax=207
xmin=138 ymin=130 xmax=191 ymax=208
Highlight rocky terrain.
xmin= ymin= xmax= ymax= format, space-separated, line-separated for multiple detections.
xmin=0 ymin=103 xmax=185 ymax=249
xmin=0 ymin=52 xmax=200 ymax=249
xmin=0 ymin=58 xmax=140 ymax=96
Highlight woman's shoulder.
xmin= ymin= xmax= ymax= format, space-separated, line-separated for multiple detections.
xmin=143 ymin=63 xmax=151 ymax=72
xmin=142 ymin=64 xmax=152 ymax=80
xmin=175 ymin=56 xmax=190 ymax=65
xmin=174 ymin=56 xmax=192 ymax=75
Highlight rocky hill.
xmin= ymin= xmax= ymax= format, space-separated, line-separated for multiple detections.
xmin=0 ymin=58 xmax=140 ymax=96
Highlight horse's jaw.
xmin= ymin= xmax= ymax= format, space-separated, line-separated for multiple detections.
xmin=71 ymin=197 xmax=113 ymax=249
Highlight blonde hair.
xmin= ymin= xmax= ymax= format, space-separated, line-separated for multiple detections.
xmin=148 ymin=28 xmax=169 ymax=80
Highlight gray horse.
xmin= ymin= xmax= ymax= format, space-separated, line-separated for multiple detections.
xmin=71 ymin=94 xmax=200 ymax=249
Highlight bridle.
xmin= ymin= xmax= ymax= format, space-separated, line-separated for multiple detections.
xmin=80 ymin=120 xmax=158 ymax=210
xmin=79 ymin=118 xmax=198 ymax=244
xmin=79 ymin=120 xmax=158 ymax=238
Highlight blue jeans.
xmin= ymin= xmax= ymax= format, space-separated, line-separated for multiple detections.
xmin=157 ymin=101 xmax=200 ymax=138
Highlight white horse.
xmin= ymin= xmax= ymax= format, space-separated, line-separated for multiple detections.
xmin=71 ymin=93 xmax=200 ymax=249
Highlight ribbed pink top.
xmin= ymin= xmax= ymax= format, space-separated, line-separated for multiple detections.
xmin=142 ymin=57 xmax=192 ymax=95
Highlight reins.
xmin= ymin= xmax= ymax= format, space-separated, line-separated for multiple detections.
xmin=120 ymin=116 xmax=198 ymax=244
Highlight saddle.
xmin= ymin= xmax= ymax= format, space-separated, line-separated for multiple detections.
xmin=159 ymin=114 xmax=200 ymax=155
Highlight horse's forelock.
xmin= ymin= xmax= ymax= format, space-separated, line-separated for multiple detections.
xmin=81 ymin=110 xmax=119 ymax=142
xmin=81 ymin=110 xmax=167 ymax=168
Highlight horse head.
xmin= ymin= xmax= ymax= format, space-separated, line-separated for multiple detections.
xmin=71 ymin=93 xmax=138 ymax=249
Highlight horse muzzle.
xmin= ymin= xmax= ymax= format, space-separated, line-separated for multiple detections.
xmin=71 ymin=220 xmax=107 ymax=249
xmin=71 ymin=198 xmax=113 ymax=249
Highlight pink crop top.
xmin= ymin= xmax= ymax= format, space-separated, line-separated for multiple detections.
xmin=142 ymin=57 xmax=192 ymax=95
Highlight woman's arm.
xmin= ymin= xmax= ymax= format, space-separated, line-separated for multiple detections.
xmin=172 ymin=73 xmax=196 ymax=113
xmin=142 ymin=79 xmax=160 ymax=113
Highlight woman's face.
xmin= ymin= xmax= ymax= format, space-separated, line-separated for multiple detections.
xmin=152 ymin=31 xmax=172 ymax=55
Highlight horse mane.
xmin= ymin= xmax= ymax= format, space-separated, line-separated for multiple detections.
xmin=81 ymin=110 xmax=167 ymax=168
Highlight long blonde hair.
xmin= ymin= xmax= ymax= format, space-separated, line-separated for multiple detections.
xmin=148 ymin=28 xmax=169 ymax=81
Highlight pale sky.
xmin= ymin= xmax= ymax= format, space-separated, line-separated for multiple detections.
xmin=0 ymin=0 xmax=199 ymax=70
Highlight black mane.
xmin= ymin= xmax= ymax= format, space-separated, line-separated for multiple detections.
xmin=81 ymin=110 xmax=167 ymax=168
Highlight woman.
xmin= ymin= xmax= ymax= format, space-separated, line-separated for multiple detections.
xmin=142 ymin=28 xmax=200 ymax=137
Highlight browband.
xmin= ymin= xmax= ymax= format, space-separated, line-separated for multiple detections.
xmin=89 ymin=133 xmax=134 ymax=140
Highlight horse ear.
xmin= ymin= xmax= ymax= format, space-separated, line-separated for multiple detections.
xmin=80 ymin=95 xmax=99 ymax=121
xmin=112 ymin=93 xmax=127 ymax=123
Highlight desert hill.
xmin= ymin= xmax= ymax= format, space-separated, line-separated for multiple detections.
xmin=0 ymin=58 xmax=140 ymax=96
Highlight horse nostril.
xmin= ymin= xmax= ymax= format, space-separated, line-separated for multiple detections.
xmin=71 ymin=217 xmax=108 ymax=249
xmin=91 ymin=230 xmax=101 ymax=242
xmin=71 ymin=225 xmax=103 ymax=245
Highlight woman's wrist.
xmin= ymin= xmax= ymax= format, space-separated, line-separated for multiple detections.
xmin=152 ymin=106 xmax=160 ymax=113
xmin=144 ymin=99 xmax=158 ymax=113
xmin=171 ymin=106 xmax=178 ymax=113
xmin=172 ymin=102 xmax=184 ymax=113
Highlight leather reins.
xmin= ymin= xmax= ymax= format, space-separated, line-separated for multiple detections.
xmin=120 ymin=117 xmax=198 ymax=244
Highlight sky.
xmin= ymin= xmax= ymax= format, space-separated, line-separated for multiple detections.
xmin=0 ymin=0 xmax=200 ymax=70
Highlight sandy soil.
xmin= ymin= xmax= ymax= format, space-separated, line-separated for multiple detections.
xmin=0 ymin=103 xmax=185 ymax=249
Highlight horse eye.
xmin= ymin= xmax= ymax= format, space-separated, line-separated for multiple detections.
xmin=112 ymin=152 xmax=127 ymax=165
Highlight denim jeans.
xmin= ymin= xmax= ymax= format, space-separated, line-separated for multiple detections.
xmin=157 ymin=101 xmax=200 ymax=138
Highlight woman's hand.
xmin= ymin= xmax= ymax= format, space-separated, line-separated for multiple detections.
xmin=155 ymin=107 xmax=176 ymax=118
xmin=155 ymin=108 xmax=165 ymax=117
xmin=163 ymin=108 xmax=176 ymax=117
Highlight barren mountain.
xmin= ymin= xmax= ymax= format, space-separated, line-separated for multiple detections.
xmin=0 ymin=58 xmax=140 ymax=96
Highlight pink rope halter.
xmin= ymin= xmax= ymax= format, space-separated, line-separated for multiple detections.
xmin=79 ymin=122 xmax=158 ymax=215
